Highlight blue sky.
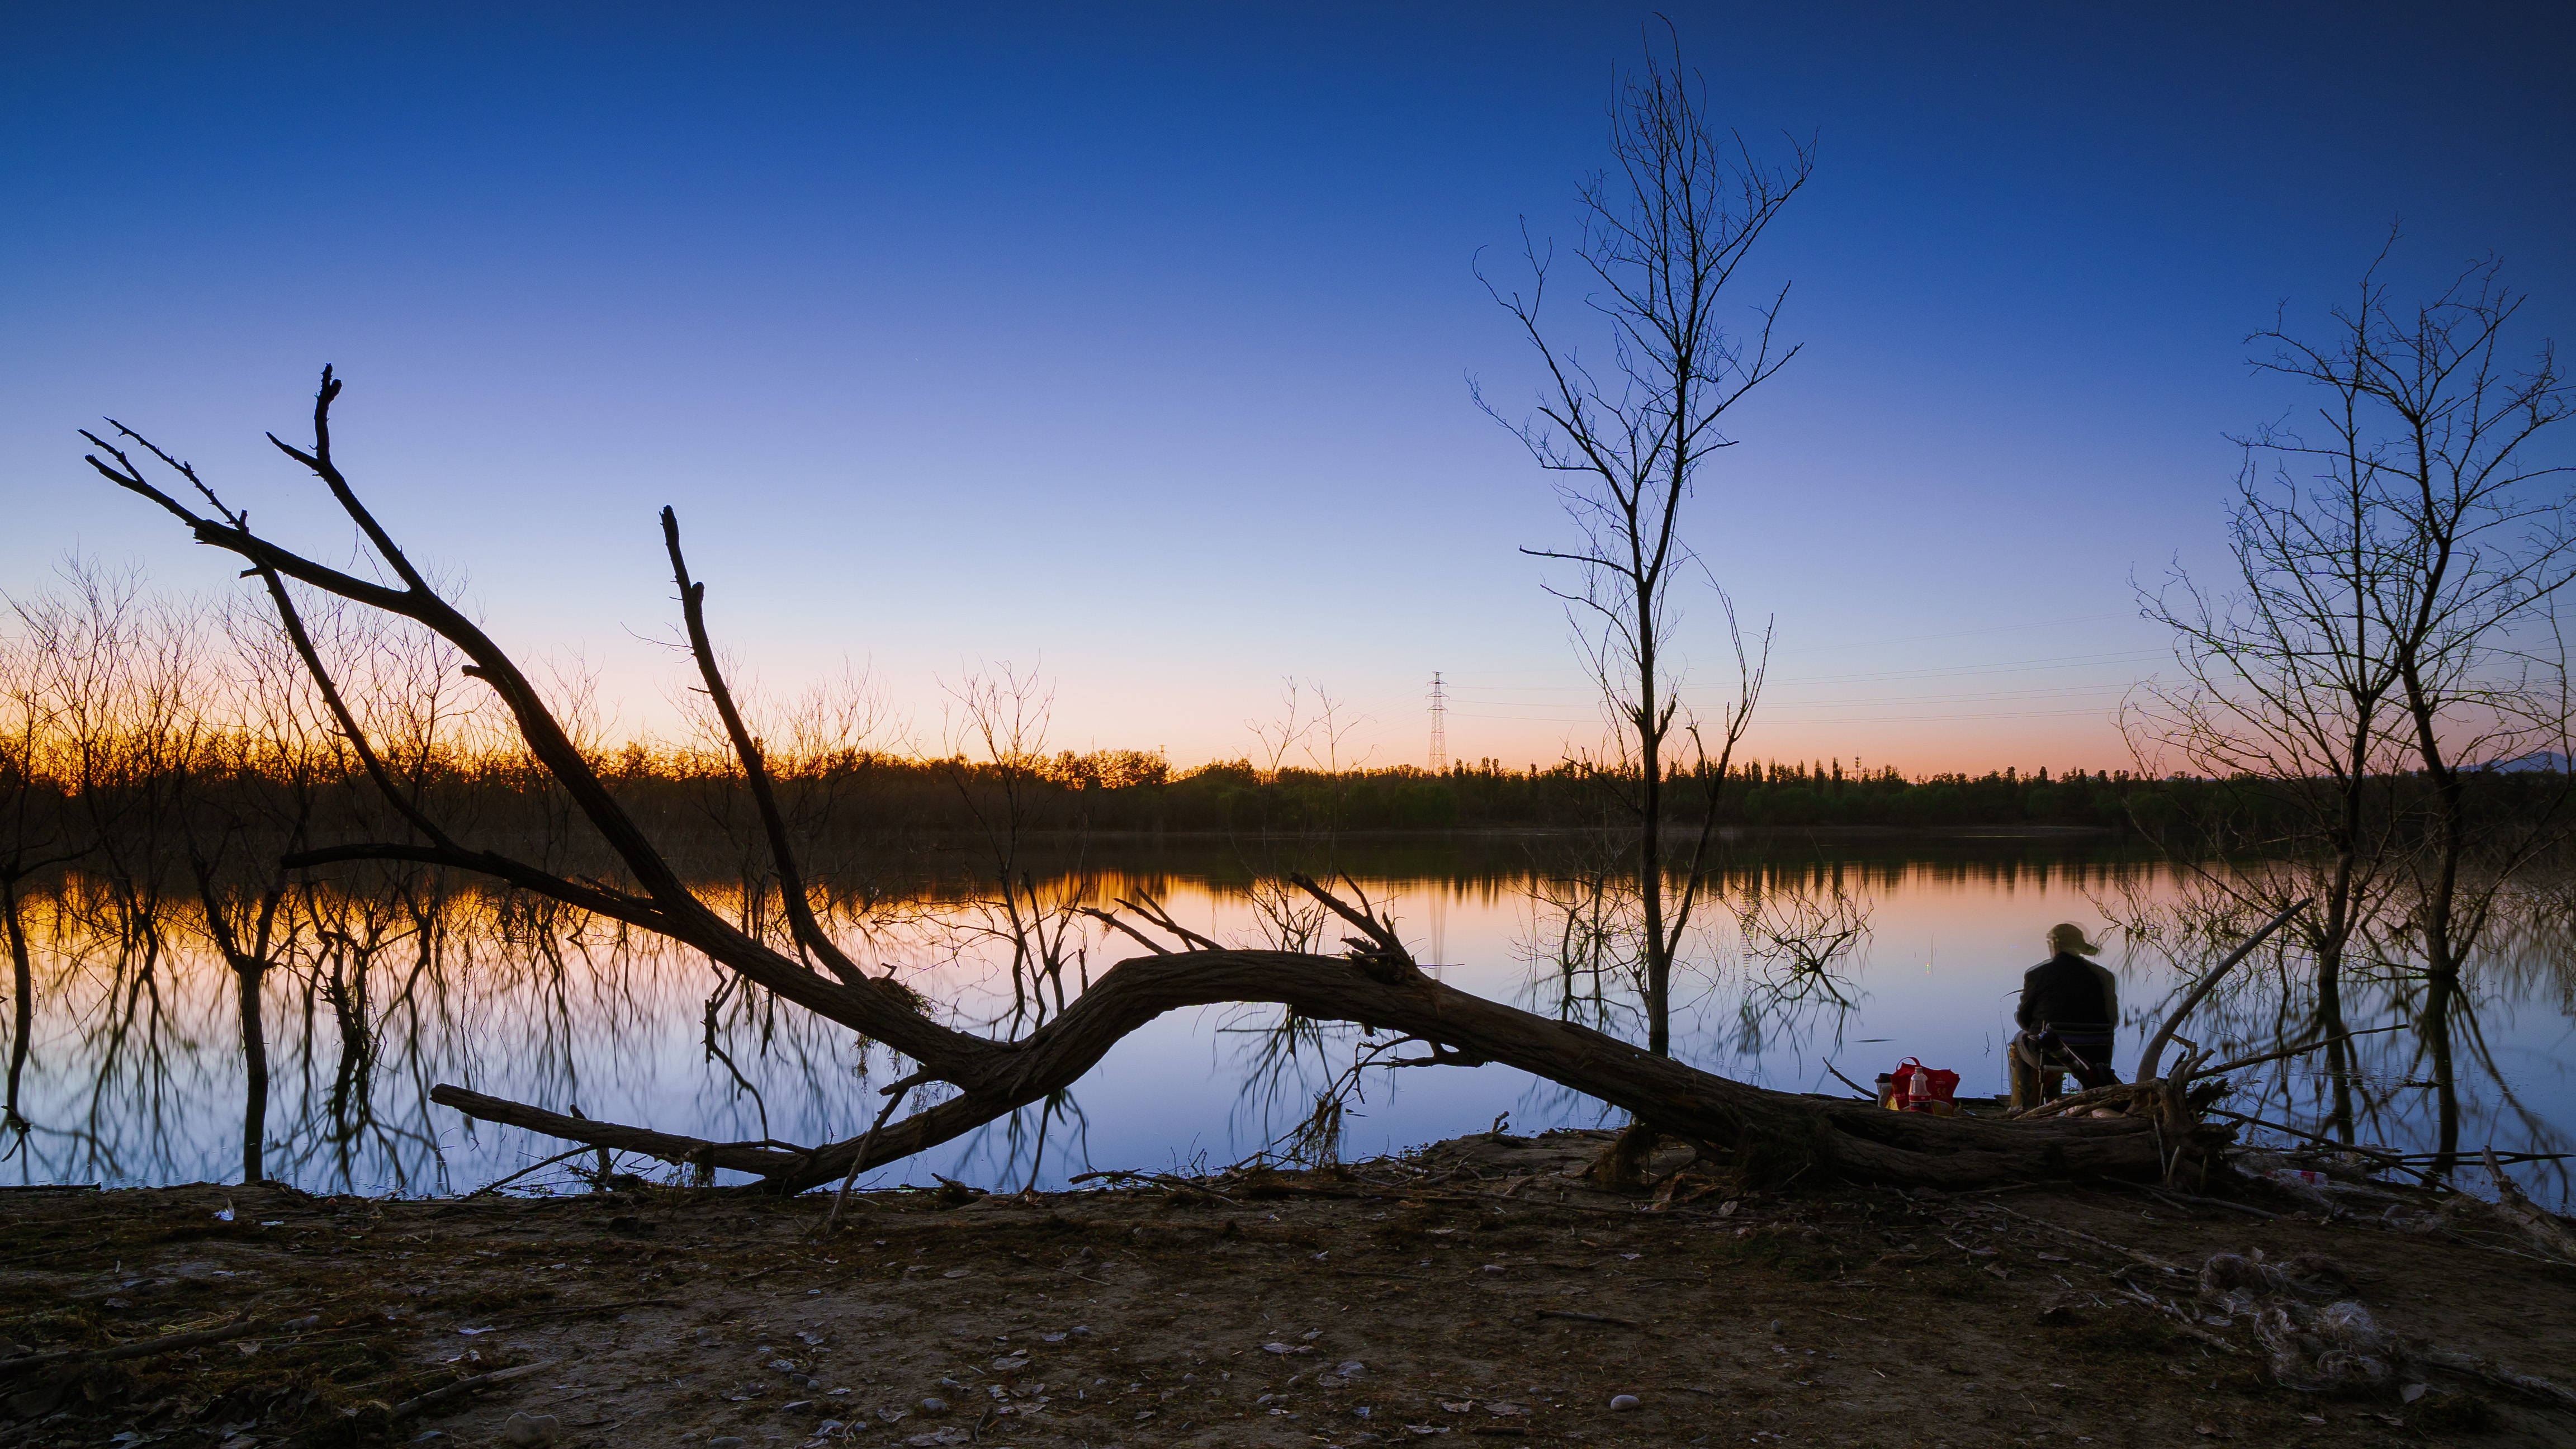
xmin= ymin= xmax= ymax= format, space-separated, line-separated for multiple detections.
xmin=5 ymin=2 xmax=2570 ymax=773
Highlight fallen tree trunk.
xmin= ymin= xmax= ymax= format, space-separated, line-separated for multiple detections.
xmin=92 ymin=373 xmax=2236 ymax=1200
xmin=437 ymin=937 xmax=2229 ymax=1194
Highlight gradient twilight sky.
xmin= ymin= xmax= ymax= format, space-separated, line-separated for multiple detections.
xmin=6 ymin=3 xmax=2571 ymax=775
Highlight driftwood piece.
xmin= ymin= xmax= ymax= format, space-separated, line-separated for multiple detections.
xmin=2005 ymin=1081 xmax=2146 ymax=1121
xmin=2118 ymin=1287 xmax=2251 ymax=1356
xmin=429 ymin=1087 xmax=819 ymax=1177
xmin=825 ymin=1077 xmax=922 ymax=1233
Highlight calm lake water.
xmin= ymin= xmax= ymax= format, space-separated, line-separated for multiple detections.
xmin=12 ymin=836 xmax=2573 ymax=1207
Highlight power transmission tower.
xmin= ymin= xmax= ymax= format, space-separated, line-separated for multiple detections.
xmin=1428 ymin=671 xmax=1447 ymax=773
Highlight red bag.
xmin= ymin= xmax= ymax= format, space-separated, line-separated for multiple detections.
xmin=1887 ymin=1057 xmax=1960 ymax=1116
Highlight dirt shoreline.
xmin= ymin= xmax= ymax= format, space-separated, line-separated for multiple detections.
xmin=4 ymin=1129 xmax=2570 ymax=1448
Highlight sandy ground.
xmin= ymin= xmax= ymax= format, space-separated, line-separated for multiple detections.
xmin=3 ymin=1128 xmax=2572 ymax=1448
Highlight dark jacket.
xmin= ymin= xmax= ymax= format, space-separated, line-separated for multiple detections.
xmin=2016 ymin=952 xmax=2118 ymax=1033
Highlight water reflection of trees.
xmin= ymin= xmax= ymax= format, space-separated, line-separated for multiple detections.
xmin=1503 ymin=851 xmax=1874 ymax=1135
xmin=6 ymin=844 xmax=2572 ymax=1195
xmin=2098 ymin=868 xmax=2576 ymax=1201
xmin=1499 ymin=841 xmax=2576 ymax=1201
xmin=7 ymin=847 xmax=1370 ymax=1192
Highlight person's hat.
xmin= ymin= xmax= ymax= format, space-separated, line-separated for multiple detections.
xmin=2047 ymin=922 xmax=2102 ymax=956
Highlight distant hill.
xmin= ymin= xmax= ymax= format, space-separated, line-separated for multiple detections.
xmin=2493 ymin=752 xmax=2571 ymax=773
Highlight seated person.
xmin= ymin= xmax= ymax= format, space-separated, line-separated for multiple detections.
xmin=2014 ymin=923 xmax=2121 ymax=1096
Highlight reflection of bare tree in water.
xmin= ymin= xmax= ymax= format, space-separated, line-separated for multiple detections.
xmin=1517 ymin=831 xmax=1646 ymax=1040
xmin=1725 ymin=860 xmax=1869 ymax=1056
xmin=4 ymin=566 xmax=201 ymax=1178
xmin=2099 ymin=869 xmax=2576 ymax=1201
xmin=13 ymin=817 xmax=2569 ymax=1199
xmin=1495 ymin=850 xmax=1872 ymax=1153
xmin=306 ymin=879 xmax=410 ymax=1173
xmin=1208 ymin=681 xmax=1388 ymax=1164
xmin=920 ymin=666 xmax=1094 ymax=1186
xmin=1218 ymin=946 xmax=1367 ymax=1169
xmin=7 ymin=870 xmax=892 ymax=1192
xmin=2105 ymin=864 xmax=2576 ymax=1199
xmin=20 ymin=877 xmax=197 ymax=1181
xmin=1210 ymin=851 xmax=1878 ymax=1171
xmin=1516 ymin=849 xmax=1869 ymax=1061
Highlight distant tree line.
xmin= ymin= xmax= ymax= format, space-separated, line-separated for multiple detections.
xmin=997 ymin=752 xmax=2576 ymax=840
xmin=16 ymin=717 xmax=2566 ymax=851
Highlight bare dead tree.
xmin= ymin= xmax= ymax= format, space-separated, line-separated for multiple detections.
xmin=2322 ymin=251 xmax=2576 ymax=1168
xmin=2135 ymin=240 xmax=2576 ymax=1168
xmin=80 ymin=370 xmax=2238 ymax=1194
xmin=2128 ymin=269 xmax=2425 ymax=1141
xmin=938 ymin=664 xmax=1096 ymax=1044
xmin=1476 ymin=28 xmax=1800 ymax=1058
xmin=1728 ymin=863 xmax=1869 ymax=1047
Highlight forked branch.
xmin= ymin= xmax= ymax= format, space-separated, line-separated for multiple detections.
xmin=661 ymin=506 xmax=869 ymax=986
